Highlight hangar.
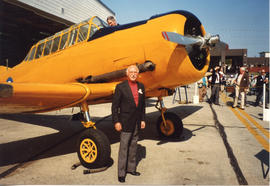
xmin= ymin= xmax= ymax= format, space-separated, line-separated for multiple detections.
xmin=210 ymin=48 xmax=247 ymax=73
xmin=210 ymin=42 xmax=269 ymax=73
xmin=0 ymin=0 xmax=115 ymax=67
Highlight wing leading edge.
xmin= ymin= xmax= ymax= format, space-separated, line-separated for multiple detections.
xmin=0 ymin=82 xmax=118 ymax=114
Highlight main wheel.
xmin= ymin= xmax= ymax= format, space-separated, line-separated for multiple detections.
xmin=156 ymin=112 xmax=183 ymax=138
xmin=77 ymin=128 xmax=111 ymax=169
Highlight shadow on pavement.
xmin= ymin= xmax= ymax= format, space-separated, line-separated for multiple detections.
xmin=255 ymin=149 xmax=269 ymax=179
xmin=0 ymin=105 xmax=203 ymax=169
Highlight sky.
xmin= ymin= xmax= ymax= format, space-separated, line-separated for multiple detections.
xmin=102 ymin=0 xmax=269 ymax=57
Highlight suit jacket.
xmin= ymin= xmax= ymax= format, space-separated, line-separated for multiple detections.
xmin=210 ymin=71 xmax=221 ymax=85
xmin=236 ymin=72 xmax=249 ymax=91
xmin=112 ymin=80 xmax=146 ymax=132
xmin=256 ymin=75 xmax=265 ymax=91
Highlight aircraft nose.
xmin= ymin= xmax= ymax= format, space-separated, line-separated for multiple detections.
xmin=182 ymin=11 xmax=210 ymax=71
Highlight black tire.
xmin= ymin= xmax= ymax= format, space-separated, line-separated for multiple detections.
xmin=77 ymin=128 xmax=111 ymax=169
xmin=156 ymin=112 xmax=183 ymax=138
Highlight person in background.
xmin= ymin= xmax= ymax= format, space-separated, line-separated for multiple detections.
xmin=198 ymin=76 xmax=208 ymax=102
xmin=232 ymin=67 xmax=249 ymax=110
xmin=244 ymin=68 xmax=250 ymax=107
xmin=111 ymin=65 xmax=146 ymax=183
xmin=208 ymin=66 xmax=221 ymax=105
xmin=265 ymin=72 xmax=269 ymax=108
xmin=254 ymin=69 xmax=267 ymax=106
xmin=250 ymin=74 xmax=257 ymax=95
xmin=219 ymin=67 xmax=226 ymax=93
xmin=107 ymin=16 xmax=118 ymax=26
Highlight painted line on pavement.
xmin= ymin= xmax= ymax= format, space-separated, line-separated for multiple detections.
xmin=237 ymin=108 xmax=269 ymax=139
xmin=230 ymin=107 xmax=269 ymax=150
xmin=209 ymin=98 xmax=248 ymax=185
xmin=221 ymin=93 xmax=269 ymax=151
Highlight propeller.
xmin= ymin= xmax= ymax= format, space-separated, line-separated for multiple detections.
xmin=162 ymin=31 xmax=220 ymax=49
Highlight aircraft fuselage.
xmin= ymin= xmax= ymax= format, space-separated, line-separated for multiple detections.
xmin=0 ymin=10 xmax=210 ymax=112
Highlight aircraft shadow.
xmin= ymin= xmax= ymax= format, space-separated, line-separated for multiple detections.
xmin=0 ymin=105 xmax=202 ymax=170
xmin=0 ymin=113 xmax=84 ymax=168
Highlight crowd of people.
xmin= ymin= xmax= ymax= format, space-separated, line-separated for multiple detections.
xmin=198 ymin=66 xmax=269 ymax=110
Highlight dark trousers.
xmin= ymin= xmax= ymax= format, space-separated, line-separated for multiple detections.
xmin=256 ymin=88 xmax=270 ymax=106
xmin=255 ymin=89 xmax=263 ymax=105
xmin=118 ymin=125 xmax=139 ymax=177
xmin=210 ymin=84 xmax=220 ymax=104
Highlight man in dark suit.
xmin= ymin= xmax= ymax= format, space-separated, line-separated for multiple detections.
xmin=208 ymin=66 xmax=222 ymax=105
xmin=255 ymin=69 xmax=267 ymax=106
xmin=111 ymin=65 xmax=146 ymax=183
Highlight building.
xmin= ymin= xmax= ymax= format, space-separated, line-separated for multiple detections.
xmin=259 ymin=52 xmax=270 ymax=58
xmin=247 ymin=52 xmax=269 ymax=73
xmin=210 ymin=41 xmax=247 ymax=73
xmin=0 ymin=0 xmax=115 ymax=67
xmin=210 ymin=41 xmax=269 ymax=73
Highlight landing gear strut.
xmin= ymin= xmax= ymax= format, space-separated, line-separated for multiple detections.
xmin=76 ymin=102 xmax=111 ymax=168
xmin=155 ymin=97 xmax=183 ymax=138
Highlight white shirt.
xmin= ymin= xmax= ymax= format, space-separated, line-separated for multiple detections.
xmin=237 ymin=74 xmax=243 ymax=85
xmin=209 ymin=73 xmax=220 ymax=84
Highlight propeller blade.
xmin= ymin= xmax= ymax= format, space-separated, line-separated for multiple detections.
xmin=162 ymin=31 xmax=220 ymax=49
xmin=162 ymin=32 xmax=203 ymax=45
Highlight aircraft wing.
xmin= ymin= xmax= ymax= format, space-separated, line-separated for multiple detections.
xmin=0 ymin=82 xmax=118 ymax=114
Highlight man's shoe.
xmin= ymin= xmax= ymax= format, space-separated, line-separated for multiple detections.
xmin=127 ymin=171 xmax=141 ymax=176
xmin=118 ymin=177 xmax=125 ymax=183
xmin=232 ymin=106 xmax=236 ymax=108
xmin=240 ymin=107 xmax=245 ymax=110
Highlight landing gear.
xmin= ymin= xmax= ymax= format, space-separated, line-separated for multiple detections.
xmin=76 ymin=102 xmax=111 ymax=168
xmin=77 ymin=128 xmax=111 ymax=168
xmin=155 ymin=97 xmax=183 ymax=138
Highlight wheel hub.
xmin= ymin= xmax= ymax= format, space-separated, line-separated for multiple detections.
xmin=80 ymin=138 xmax=98 ymax=163
xmin=160 ymin=120 xmax=175 ymax=136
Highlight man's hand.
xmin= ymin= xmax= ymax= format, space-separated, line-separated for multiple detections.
xmin=141 ymin=121 xmax=146 ymax=129
xmin=115 ymin=122 xmax=122 ymax=132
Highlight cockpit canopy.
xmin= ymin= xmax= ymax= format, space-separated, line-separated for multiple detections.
xmin=24 ymin=16 xmax=108 ymax=62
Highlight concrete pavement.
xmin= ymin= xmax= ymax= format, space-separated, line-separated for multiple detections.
xmin=0 ymin=84 xmax=269 ymax=185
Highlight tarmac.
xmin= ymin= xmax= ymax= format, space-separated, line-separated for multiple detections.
xmin=0 ymin=84 xmax=269 ymax=185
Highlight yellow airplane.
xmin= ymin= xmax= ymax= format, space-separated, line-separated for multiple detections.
xmin=0 ymin=10 xmax=219 ymax=169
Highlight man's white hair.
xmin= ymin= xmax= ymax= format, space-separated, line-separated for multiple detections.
xmin=240 ymin=67 xmax=246 ymax=71
xmin=126 ymin=65 xmax=139 ymax=74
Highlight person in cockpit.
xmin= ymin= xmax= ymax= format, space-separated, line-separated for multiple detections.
xmin=107 ymin=16 xmax=118 ymax=26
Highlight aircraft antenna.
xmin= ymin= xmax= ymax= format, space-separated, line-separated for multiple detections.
xmin=6 ymin=59 xmax=8 ymax=71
